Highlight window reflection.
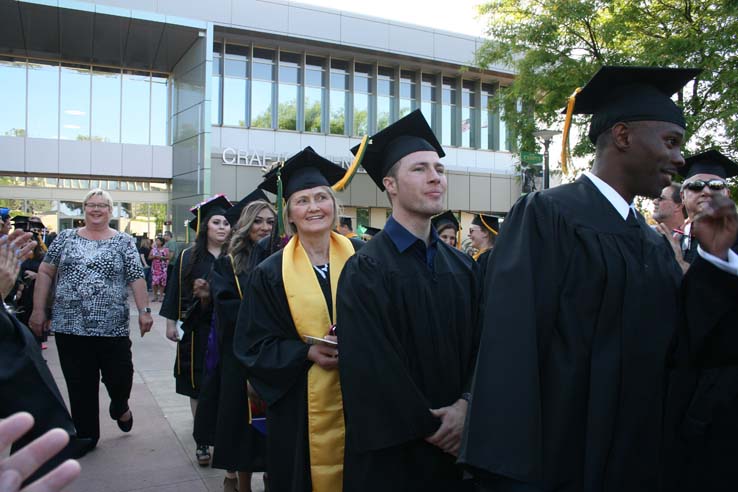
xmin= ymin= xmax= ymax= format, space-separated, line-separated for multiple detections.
xmin=377 ymin=67 xmax=394 ymax=131
xmin=151 ymin=75 xmax=168 ymax=145
xmin=480 ymin=83 xmax=495 ymax=150
xmin=60 ymin=64 xmax=91 ymax=140
xmin=330 ymin=59 xmax=348 ymax=135
xmin=0 ymin=58 xmax=26 ymax=137
xmin=0 ymin=176 xmax=25 ymax=186
xmin=251 ymin=48 xmax=274 ymax=128
xmin=441 ymin=77 xmax=457 ymax=146
xmin=27 ymin=177 xmax=58 ymax=188
xmin=353 ymin=63 xmax=372 ymax=136
xmin=304 ymin=56 xmax=324 ymax=133
xmin=27 ymin=61 xmax=59 ymax=139
xmin=122 ymin=71 xmax=151 ymax=144
xmin=212 ymin=42 xmax=223 ymax=126
xmin=461 ymin=80 xmax=476 ymax=148
xmin=421 ymin=73 xmax=436 ymax=132
xmin=59 ymin=201 xmax=84 ymax=216
xmin=91 ymin=67 xmax=121 ymax=142
xmin=400 ymin=70 xmax=416 ymax=120
xmin=223 ymin=43 xmax=248 ymax=127
xmin=278 ymin=52 xmax=300 ymax=130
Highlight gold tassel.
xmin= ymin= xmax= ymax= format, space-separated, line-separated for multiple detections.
xmin=479 ymin=215 xmax=498 ymax=236
xmin=332 ymin=135 xmax=369 ymax=192
xmin=560 ymin=87 xmax=582 ymax=176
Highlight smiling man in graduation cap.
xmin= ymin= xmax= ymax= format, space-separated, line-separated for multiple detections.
xmin=459 ymin=66 xmax=738 ymax=492
xmin=336 ymin=110 xmax=481 ymax=491
xmin=676 ymin=150 xmax=738 ymax=265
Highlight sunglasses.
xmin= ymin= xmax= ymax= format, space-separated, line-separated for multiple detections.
xmin=683 ymin=179 xmax=727 ymax=192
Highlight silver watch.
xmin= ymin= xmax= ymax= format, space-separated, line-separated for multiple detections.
xmin=139 ymin=307 xmax=152 ymax=314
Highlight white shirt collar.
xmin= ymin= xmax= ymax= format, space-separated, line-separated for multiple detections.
xmin=583 ymin=171 xmax=635 ymax=221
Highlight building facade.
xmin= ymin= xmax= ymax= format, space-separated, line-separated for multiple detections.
xmin=0 ymin=0 xmax=522 ymax=239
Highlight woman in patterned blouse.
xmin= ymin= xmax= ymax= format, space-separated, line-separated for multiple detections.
xmin=29 ymin=189 xmax=153 ymax=456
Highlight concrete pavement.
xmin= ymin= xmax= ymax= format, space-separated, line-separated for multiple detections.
xmin=44 ymin=300 xmax=265 ymax=492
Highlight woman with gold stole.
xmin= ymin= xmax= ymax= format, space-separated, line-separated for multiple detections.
xmin=467 ymin=213 xmax=499 ymax=280
xmin=234 ymin=147 xmax=363 ymax=492
xmin=160 ymin=194 xmax=232 ymax=467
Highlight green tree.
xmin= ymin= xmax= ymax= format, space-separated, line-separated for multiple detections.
xmin=476 ymin=0 xmax=738 ymax=176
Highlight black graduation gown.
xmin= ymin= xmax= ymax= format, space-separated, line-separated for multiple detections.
xmin=475 ymin=248 xmax=492 ymax=283
xmin=234 ymin=237 xmax=363 ymax=492
xmin=207 ymin=255 xmax=266 ymax=472
xmin=159 ymin=247 xmax=216 ymax=399
xmin=0 ymin=305 xmax=91 ymax=483
xmin=459 ymin=176 xmax=682 ymax=491
xmin=662 ymin=256 xmax=738 ymax=491
xmin=337 ymin=234 xmax=481 ymax=492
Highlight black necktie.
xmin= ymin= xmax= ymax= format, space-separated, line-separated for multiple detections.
xmin=626 ymin=208 xmax=639 ymax=227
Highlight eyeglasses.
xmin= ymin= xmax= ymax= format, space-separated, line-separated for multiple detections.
xmin=683 ymin=179 xmax=727 ymax=192
xmin=84 ymin=203 xmax=110 ymax=210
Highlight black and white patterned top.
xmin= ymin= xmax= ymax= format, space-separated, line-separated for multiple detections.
xmin=44 ymin=229 xmax=144 ymax=337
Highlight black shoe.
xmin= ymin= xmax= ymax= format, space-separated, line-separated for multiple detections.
xmin=196 ymin=445 xmax=211 ymax=467
xmin=116 ymin=410 xmax=133 ymax=433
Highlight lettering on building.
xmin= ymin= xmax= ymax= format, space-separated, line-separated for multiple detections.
xmin=219 ymin=147 xmax=362 ymax=172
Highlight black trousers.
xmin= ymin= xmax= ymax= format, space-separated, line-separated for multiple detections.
xmin=55 ymin=333 xmax=133 ymax=445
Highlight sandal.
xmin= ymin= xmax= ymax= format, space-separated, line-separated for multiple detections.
xmin=196 ymin=445 xmax=211 ymax=467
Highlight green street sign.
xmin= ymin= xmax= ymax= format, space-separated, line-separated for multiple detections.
xmin=520 ymin=151 xmax=543 ymax=165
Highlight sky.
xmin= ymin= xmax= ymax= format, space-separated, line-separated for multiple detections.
xmin=294 ymin=0 xmax=488 ymax=37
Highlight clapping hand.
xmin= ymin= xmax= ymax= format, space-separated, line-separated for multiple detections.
xmin=0 ymin=412 xmax=81 ymax=492
xmin=0 ymin=232 xmax=36 ymax=299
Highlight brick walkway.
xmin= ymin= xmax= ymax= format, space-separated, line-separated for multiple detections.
xmin=44 ymin=300 xmax=265 ymax=492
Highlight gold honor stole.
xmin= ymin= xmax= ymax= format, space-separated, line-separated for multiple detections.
xmin=472 ymin=247 xmax=489 ymax=261
xmin=282 ymin=231 xmax=353 ymax=492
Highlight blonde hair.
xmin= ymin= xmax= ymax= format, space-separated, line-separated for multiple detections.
xmin=284 ymin=186 xmax=341 ymax=236
xmin=83 ymin=188 xmax=114 ymax=209
xmin=228 ymin=200 xmax=276 ymax=274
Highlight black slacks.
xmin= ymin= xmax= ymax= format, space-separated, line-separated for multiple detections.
xmin=55 ymin=333 xmax=133 ymax=445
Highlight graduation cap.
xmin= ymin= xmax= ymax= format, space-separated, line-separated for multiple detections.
xmin=224 ymin=188 xmax=270 ymax=227
xmin=432 ymin=210 xmax=459 ymax=232
xmin=188 ymin=194 xmax=232 ymax=233
xmin=679 ymin=150 xmax=738 ymax=180
xmin=561 ymin=66 xmax=701 ymax=173
xmin=471 ymin=213 xmax=499 ymax=236
xmin=259 ymin=147 xmax=346 ymax=199
xmin=339 ymin=216 xmax=353 ymax=229
xmin=363 ymin=227 xmax=381 ymax=239
xmin=351 ymin=109 xmax=445 ymax=191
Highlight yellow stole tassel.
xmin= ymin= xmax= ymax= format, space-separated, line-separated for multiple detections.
xmin=282 ymin=231 xmax=353 ymax=492
xmin=560 ymin=87 xmax=582 ymax=175
xmin=473 ymin=247 xmax=489 ymax=261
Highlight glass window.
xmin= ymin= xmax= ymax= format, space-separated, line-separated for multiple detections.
xmin=60 ymin=64 xmax=91 ymax=140
xmin=150 ymin=182 xmax=168 ymax=192
xmin=27 ymin=177 xmax=58 ymax=188
xmin=151 ymin=75 xmax=168 ymax=145
xmin=278 ymin=51 xmax=300 ymax=131
xmin=421 ymin=73 xmax=437 ymax=131
xmin=376 ymin=66 xmax=394 ymax=131
xmin=353 ymin=62 xmax=372 ymax=136
xmin=212 ymin=42 xmax=223 ymax=125
xmin=329 ymin=59 xmax=348 ymax=135
xmin=122 ymin=71 xmax=151 ymax=144
xmin=356 ymin=208 xmax=370 ymax=229
xmin=499 ymin=106 xmax=509 ymax=151
xmin=441 ymin=77 xmax=458 ymax=146
xmin=480 ymin=83 xmax=495 ymax=150
xmin=0 ymin=176 xmax=25 ymax=186
xmin=59 ymin=201 xmax=84 ymax=216
xmin=222 ymin=43 xmax=249 ymax=127
xmin=27 ymin=61 xmax=59 ymax=139
xmin=304 ymin=55 xmax=325 ymax=133
xmin=149 ymin=203 xmax=168 ymax=235
xmin=0 ymin=199 xmax=25 ymax=215
xmin=0 ymin=58 xmax=26 ymax=137
xmin=461 ymin=80 xmax=476 ymax=148
xmin=399 ymin=70 xmax=416 ymax=119
xmin=91 ymin=67 xmax=121 ymax=142
xmin=251 ymin=48 xmax=274 ymax=128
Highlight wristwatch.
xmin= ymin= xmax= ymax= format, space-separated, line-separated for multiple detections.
xmin=460 ymin=392 xmax=472 ymax=402
xmin=139 ymin=307 xmax=152 ymax=314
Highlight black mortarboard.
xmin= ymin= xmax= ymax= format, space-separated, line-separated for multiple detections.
xmin=363 ymin=227 xmax=381 ymax=238
xmin=472 ymin=214 xmax=499 ymax=235
xmin=339 ymin=216 xmax=353 ymax=228
xmin=224 ymin=189 xmax=270 ymax=227
xmin=679 ymin=150 xmax=738 ymax=180
xmin=259 ymin=147 xmax=346 ymax=199
xmin=188 ymin=194 xmax=232 ymax=232
xmin=565 ymin=66 xmax=701 ymax=144
xmin=352 ymin=109 xmax=444 ymax=191
xmin=432 ymin=210 xmax=459 ymax=231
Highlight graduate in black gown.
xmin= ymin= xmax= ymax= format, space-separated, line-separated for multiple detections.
xmin=337 ymin=110 xmax=481 ymax=492
xmin=675 ymin=150 xmax=738 ymax=265
xmin=468 ymin=213 xmax=498 ymax=280
xmin=432 ymin=210 xmax=460 ymax=248
xmin=234 ymin=147 xmax=363 ymax=492
xmin=160 ymin=195 xmax=232 ymax=467
xmin=458 ymin=66 xmax=736 ymax=491
xmin=208 ymin=190 xmax=273 ymax=492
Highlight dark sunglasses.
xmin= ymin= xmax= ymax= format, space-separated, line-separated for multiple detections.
xmin=683 ymin=179 xmax=727 ymax=192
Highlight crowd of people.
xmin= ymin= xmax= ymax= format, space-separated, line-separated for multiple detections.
xmin=1 ymin=63 xmax=737 ymax=492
